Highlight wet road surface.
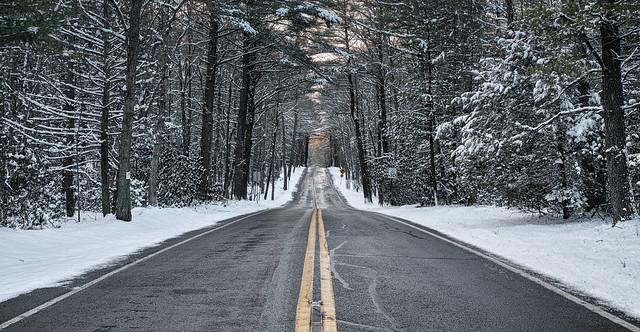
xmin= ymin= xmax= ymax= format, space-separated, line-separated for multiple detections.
xmin=1 ymin=167 xmax=637 ymax=331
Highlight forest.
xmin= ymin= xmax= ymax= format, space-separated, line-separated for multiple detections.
xmin=1 ymin=0 xmax=639 ymax=229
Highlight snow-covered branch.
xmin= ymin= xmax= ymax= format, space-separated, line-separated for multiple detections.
xmin=520 ymin=106 xmax=602 ymax=132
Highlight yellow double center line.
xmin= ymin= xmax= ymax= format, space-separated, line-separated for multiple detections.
xmin=295 ymin=208 xmax=337 ymax=332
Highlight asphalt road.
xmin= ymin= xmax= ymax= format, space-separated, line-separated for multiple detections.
xmin=1 ymin=167 xmax=638 ymax=331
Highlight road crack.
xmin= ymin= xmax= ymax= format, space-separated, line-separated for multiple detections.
xmin=368 ymin=270 xmax=401 ymax=331
xmin=330 ymin=241 xmax=352 ymax=290
xmin=336 ymin=319 xmax=395 ymax=331
xmin=330 ymin=240 xmax=402 ymax=331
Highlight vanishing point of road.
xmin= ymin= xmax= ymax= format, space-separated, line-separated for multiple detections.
xmin=1 ymin=167 xmax=639 ymax=331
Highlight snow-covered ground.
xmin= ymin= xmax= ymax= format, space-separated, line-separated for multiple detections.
xmin=2 ymin=166 xmax=639 ymax=323
xmin=0 ymin=169 xmax=304 ymax=303
xmin=328 ymin=167 xmax=640 ymax=321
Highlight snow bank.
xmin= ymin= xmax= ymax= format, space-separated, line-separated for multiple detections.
xmin=0 ymin=168 xmax=304 ymax=302
xmin=328 ymin=167 xmax=640 ymax=320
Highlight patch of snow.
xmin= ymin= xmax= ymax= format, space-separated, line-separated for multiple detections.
xmin=328 ymin=167 xmax=640 ymax=320
xmin=567 ymin=114 xmax=597 ymax=142
xmin=316 ymin=8 xmax=341 ymax=24
xmin=0 ymin=168 xmax=305 ymax=302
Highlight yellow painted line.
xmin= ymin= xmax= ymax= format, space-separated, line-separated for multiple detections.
xmin=295 ymin=209 xmax=317 ymax=332
xmin=318 ymin=209 xmax=338 ymax=331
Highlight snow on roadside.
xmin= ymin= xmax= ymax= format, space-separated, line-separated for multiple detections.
xmin=328 ymin=167 xmax=640 ymax=320
xmin=0 ymin=168 xmax=305 ymax=303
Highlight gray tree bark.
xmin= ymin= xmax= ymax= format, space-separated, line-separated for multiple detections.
xmin=343 ymin=9 xmax=372 ymax=203
xmin=287 ymin=107 xmax=298 ymax=180
xmin=148 ymin=7 xmax=170 ymax=207
xmin=599 ymin=1 xmax=635 ymax=225
xmin=100 ymin=0 xmax=111 ymax=216
xmin=232 ymin=36 xmax=257 ymax=200
xmin=264 ymin=115 xmax=278 ymax=200
xmin=505 ymin=0 xmax=514 ymax=25
xmin=281 ymin=111 xmax=287 ymax=191
xmin=63 ymin=69 xmax=75 ymax=218
xmin=115 ymin=0 xmax=143 ymax=221
xmin=200 ymin=13 xmax=219 ymax=200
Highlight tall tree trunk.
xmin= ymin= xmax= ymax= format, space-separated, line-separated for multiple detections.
xmin=63 ymin=69 xmax=75 ymax=218
xmin=599 ymin=2 xmax=634 ymax=225
xmin=378 ymin=46 xmax=389 ymax=156
xmin=100 ymin=0 xmax=111 ymax=216
xmin=343 ymin=12 xmax=372 ymax=203
xmin=115 ymin=0 xmax=143 ymax=222
xmin=232 ymin=36 xmax=257 ymax=200
xmin=304 ymin=136 xmax=309 ymax=166
xmin=428 ymin=112 xmax=437 ymax=206
xmin=377 ymin=43 xmax=389 ymax=206
xmin=422 ymin=32 xmax=438 ymax=206
xmin=288 ymin=106 xmax=298 ymax=180
xmin=200 ymin=15 xmax=219 ymax=200
xmin=271 ymin=161 xmax=276 ymax=201
xmin=149 ymin=10 xmax=170 ymax=207
xmin=179 ymin=59 xmax=189 ymax=156
xmin=213 ymin=81 xmax=223 ymax=183
xmin=148 ymin=124 xmax=161 ymax=206
xmin=180 ymin=15 xmax=194 ymax=157
xmin=224 ymin=82 xmax=233 ymax=198
xmin=264 ymin=116 xmax=278 ymax=200
xmin=281 ymin=111 xmax=287 ymax=191
xmin=505 ymin=0 xmax=514 ymax=25
xmin=349 ymin=72 xmax=372 ymax=203
xmin=556 ymin=123 xmax=570 ymax=219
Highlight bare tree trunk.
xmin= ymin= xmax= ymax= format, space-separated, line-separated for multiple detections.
xmin=232 ymin=35 xmax=257 ymax=200
xmin=271 ymin=162 xmax=276 ymax=201
xmin=148 ymin=123 xmax=161 ymax=206
xmin=428 ymin=112 xmax=437 ymax=205
xmin=288 ymin=107 xmax=298 ymax=180
xmin=303 ymin=136 xmax=309 ymax=166
xmin=377 ymin=41 xmax=389 ymax=206
xmin=179 ymin=56 xmax=190 ymax=156
xmin=505 ymin=0 xmax=514 ymax=25
xmin=148 ymin=81 xmax=166 ymax=206
xmin=599 ymin=2 xmax=634 ymax=224
xmin=281 ymin=111 xmax=287 ymax=190
xmin=100 ymin=0 xmax=111 ymax=216
xmin=264 ymin=116 xmax=278 ymax=200
xmin=556 ymin=124 xmax=570 ymax=219
xmin=422 ymin=25 xmax=438 ymax=206
xmin=349 ymin=72 xmax=372 ymax=203
xmin=213 ymin=81 xmax=223 ymax=183
xmin=200 ymin=14 xmax=219 ymax=200
xmin=343 ymin=11 xmax=372 ymax=203
xmin=63 ymin=69 xmax=75 ymax=218
xmin=116 ymin=0 xmax=143 ymax=222
xmin=224 ymin=82 xmax=233 ymax=198
xmin=180 ymin=13 xmax=194 ymax=157
xmin=378 ymin=46 xmax=389 ymax=156
xmin=149 ymin=8 xmax=171 ymax=207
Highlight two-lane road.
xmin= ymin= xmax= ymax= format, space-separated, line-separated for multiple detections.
xmin=1 ymin=167 xmax=637 ymax=331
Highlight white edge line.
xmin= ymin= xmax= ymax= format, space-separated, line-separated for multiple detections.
xmin=374 ymin=212 xmax=640 ymax=332
xmin=0 ymin=210 xmax=269 ymax=330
